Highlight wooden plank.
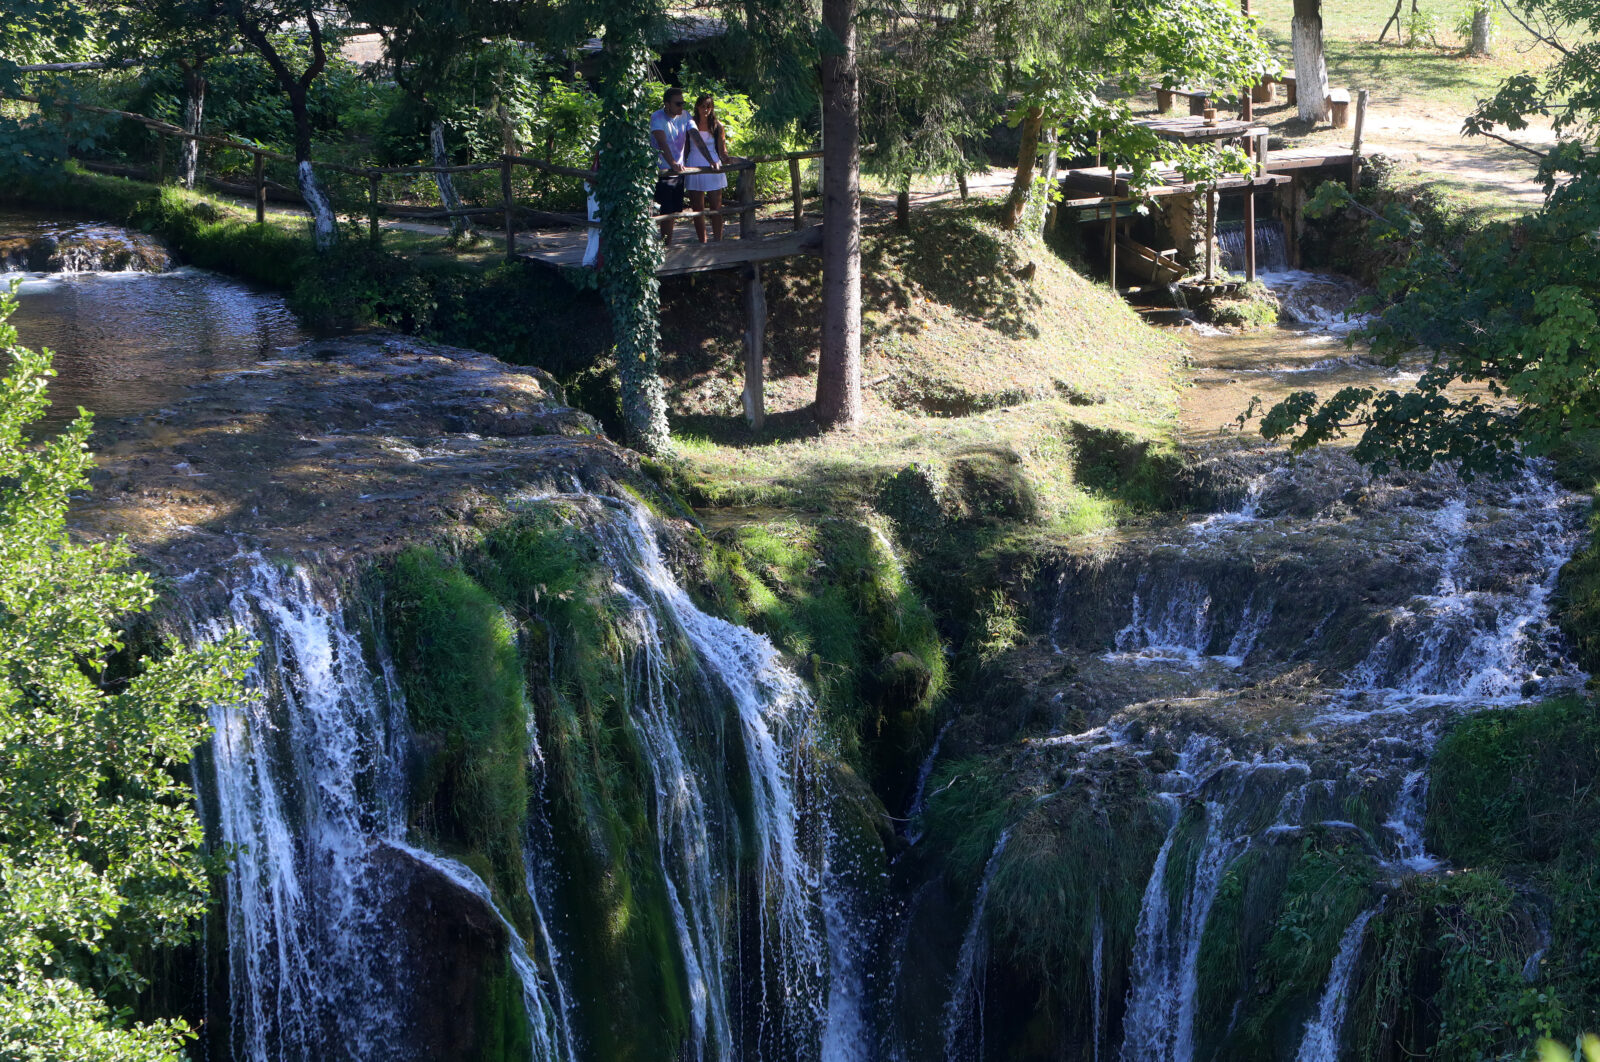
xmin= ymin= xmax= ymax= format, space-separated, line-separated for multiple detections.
xmin=742 ymin=263 xmax=766 ymax=429
xmin=790 ymin=157 xmax=804 ymax=229
xmin=501 ymin=156 xmax=516 ymax=261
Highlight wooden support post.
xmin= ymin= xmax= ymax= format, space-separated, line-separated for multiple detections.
xmin=253 ymin=152 xmax=266 ymax=224
xmin=156 ymin=134 xmax=167 ymax=183
xmin=738 ymin=168 xmax=756 ymax=239
xmin=1157 ymin=88 xmax=1175 ymax=112
xmin=742 ymin=263 xmax=766 ymax=430
xmin=1349 ymin=89 xmax=1369 ymax=191
xmin=789 ymin=156 xmax=804 ymax=229
xmin=1244 ymin=189 xmax=1257 ymax=281
xmin=1206 ymin=185 xmax=1218 ymax=281
xmin=368 ymin=172 xmax=381 ymax=249
xmin=501 ymin=155 xmax=516 ymax=261
xmin=1189 ymin=91 xmax=1209 ymax=117
xmin=1105 ymin=197 xmax=1118 ymax=290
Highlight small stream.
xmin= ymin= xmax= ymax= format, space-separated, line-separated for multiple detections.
xmin=3 ymin=210 xmax=304 ymax=426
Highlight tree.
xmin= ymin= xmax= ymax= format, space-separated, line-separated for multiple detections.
xmin=0 ymin=286 xmax=253 ymax=1058
xmin=816 ymin=0 xmax=863 ymax=428
xmin=1292 ymin=0 xmax=1331 ymax=123
xmin=220 ymin=0 xmax=341 ymax=248
xmin=1255 ymin=0 xmax=1600 ymax=475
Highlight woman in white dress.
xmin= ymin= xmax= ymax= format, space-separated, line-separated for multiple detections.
xmin=685 ymin=94 xmax=733 ymax=243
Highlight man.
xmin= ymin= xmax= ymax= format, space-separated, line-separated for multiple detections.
xmin=649 ymin=87 xmax=692 ymax=244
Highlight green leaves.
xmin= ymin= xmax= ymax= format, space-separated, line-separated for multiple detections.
xmin=0 ymin=284 xmax=254 ymax=1059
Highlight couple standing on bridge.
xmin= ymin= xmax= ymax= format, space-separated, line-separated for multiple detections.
xmin=651 ymin=87 xmax=737 ymax=245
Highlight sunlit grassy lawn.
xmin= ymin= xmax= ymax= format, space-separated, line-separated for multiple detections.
xmin=1250 ymin=0 xmax=1560 ymax=114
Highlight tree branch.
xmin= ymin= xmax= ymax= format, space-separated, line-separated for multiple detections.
xmin=1475 ymin=128 xmax=1550 ymax=158
xmin=1496 ymin=0 xmax=1570 ymax=54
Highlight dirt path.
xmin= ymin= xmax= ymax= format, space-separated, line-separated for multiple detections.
xmin=1360 ymin=110 xmax=1554 ymax=208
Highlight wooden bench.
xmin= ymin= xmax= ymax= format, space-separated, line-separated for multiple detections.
xmin=1250 ymin=75 xmax=1277 ymax=105
xmin=1152 ymin=85 xmax=1211 ymax=116
xmin=1281 ymin=71 xmax=1297 ymax=106
xmin=1328 ymin=88 xmax=1351 ymax=128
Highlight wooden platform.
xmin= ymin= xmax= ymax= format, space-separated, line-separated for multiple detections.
xmin=518 ymin=222 xmax=819 ymax=276
xmin=1135 ymin=116 xmax=1268 ymax=143
xmin=1259 ymin=145 xmax=1357 ymax=171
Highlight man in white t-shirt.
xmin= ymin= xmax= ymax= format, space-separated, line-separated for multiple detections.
xmin=649 ymin=87 xmax=692 ymax=244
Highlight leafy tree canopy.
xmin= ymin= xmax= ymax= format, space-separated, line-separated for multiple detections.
xmin=0 ymin=287 xmax=254 ymax=1059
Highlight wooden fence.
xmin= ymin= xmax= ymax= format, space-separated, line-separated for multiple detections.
xmin=8 ymin=93 xmax=823 ymax=260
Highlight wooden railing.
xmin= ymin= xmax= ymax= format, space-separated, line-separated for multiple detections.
xmin=8 ymin=93 xmax=822 ymax=260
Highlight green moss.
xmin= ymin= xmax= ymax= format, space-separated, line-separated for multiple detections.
xmin=712 ymin=515 xmax=946 ymax=801
xmin=985 ymin=777 xmax=1168 ymax=1003
xmin=1557 ymin=518 xmax=1600 ymax=673
xmin=465 ymin=511 xmax=699 ymax=1060
xmin=1192 ymin=835 xmax=1378 ymax=1061
xmin=474 ymin=955 xmax=536 ymax=1062
xmin=381 ymin=547 xmax=532 ymax=928
xmin=1429 ymin=697 xmax=1600 ymax=866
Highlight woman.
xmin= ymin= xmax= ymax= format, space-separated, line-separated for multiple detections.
xmin=684 ymin=94 xmax=734 ymax=243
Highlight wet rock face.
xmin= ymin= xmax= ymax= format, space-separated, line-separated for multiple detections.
xmin=373 ymin=846 xmax=517 ymax=1062
xmin=71 ymin=333 xmax=626 ymax=578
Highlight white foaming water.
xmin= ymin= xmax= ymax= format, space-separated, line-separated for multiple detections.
xmin=610 ymin=599 xmax=736 ymax=1061
xmin=570 ymin=490 xmax=864 ymax=1062
xmin=942 ymin=827 xmax=1013 ymax=1062
xmin=209 ymin=559 xmax=576 ymax=1061
xmin=1344 ymin=465 xmax=1581 ymax=703
xmin=1106 ymin=583 xmax=1213 ymax=668
xmin=1090 ymin=911 xmax=1106 ymax=1062
xmin=1383 ymin=769 xmax=1440 ymax=872
xmin=1294 ymin=905 xmax=1379 ymax=1062
xmin=1255 ymin=270 xmax=1370 ymax=336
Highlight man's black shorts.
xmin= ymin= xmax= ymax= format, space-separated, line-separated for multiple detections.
xmin=654 ymin=175 xmax=685 ymax=214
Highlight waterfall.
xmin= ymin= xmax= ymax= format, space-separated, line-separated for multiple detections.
xmin=905 ymin=720 xmax=952 ymax=845
xmin=574 ymin=490 xmax=866 ymax=1062
xmin=1216 ymin=219 xmax=1289 ymax=274
xmin=207 ymin=558 xmax=576 ymax=1061
xmin=1294 ymin=905 xmax=1379 ymax=1062
xmin=1090 ymin=911 xmax=1105 ymax=1062
xmin=1383 ymin=769 xmax=1439 ymax=871
xmin=941 ymin=827 xmax=1013 ymax=1061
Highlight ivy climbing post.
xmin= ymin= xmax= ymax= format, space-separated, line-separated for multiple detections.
xmin=594 ymin=20 xmax=670 ymax=454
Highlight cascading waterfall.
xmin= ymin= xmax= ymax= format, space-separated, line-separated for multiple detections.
xmin=206 ymin=557 xmax=576 ymax=1062
xmin=941 ymin=828 xmax=1013 ymax=1062
xmin=1216 ymin=219 xmax=1290 ymax=274
xmin=557 ymin=488 xmax=866 ymax=1062
xmin=1090 ymin=912 xmax=1105 ymax=1062
xmin=1099 ymin=450 xmax=1588 ymax=1062
xmin=1294 ymin=905 xmax=1379 ymax=1062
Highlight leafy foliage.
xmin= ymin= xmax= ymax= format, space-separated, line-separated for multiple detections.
xmin=0 ymin=287 xmax=253 ymax=1059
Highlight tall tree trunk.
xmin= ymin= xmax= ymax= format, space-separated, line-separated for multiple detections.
xmin=1467 ymin=5 xmax=1492 ymax=54
xmin=1001 ymin=106 xmax=1043 ymax=230
xmin=816 ymin=0 xmax=862 ymax=429
xmin=594 ymin=21 xmax=669 ymax=453
xmin=288 ymin=94 xmax=337 ymax=251
xmin=429 ymin=121 xmax=472 ymax=240
xmin=179 ymin=62 xmax=205 ymax=190
xmin=1292 ymin=0 xmax=1331 ymax=123
xmin=1022 ymin=128 xmax=1058 ymax=235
